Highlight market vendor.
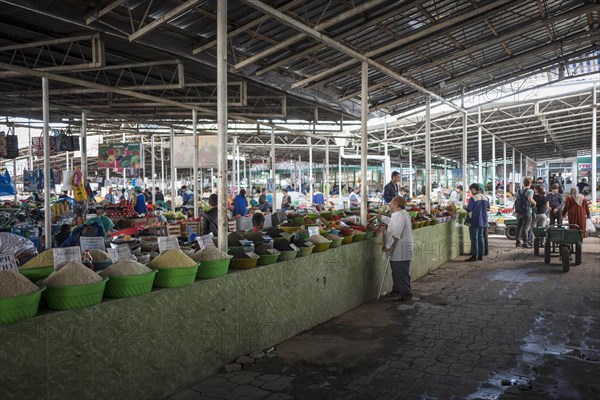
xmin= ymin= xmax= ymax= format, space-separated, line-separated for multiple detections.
xmin=250 ymin=212 xmax=265 ymax=232
xmin=201 ymin=194 xmax=218 ymax=237
xmin=349 ymin=186 xmax=361 ymax=207
xmin=383 ymin=171 xmax=400 ymax=204
xmin=53 ymin=224 xmax=72 ymax=247
xmin=448 ymin=185 xmax=462 ymax=206
xmin=133 ymin=187 xmax=147 ymax=215
xmin=280 ymin=189 xmax=292 ymax=211
xmin=104 ymin=188 xmax=116 ymax=203
xmin=232 ymin=189 xmax=249 ymax=217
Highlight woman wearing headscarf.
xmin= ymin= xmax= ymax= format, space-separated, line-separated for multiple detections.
xmin=232 ymin=188 xmax=248 ymax=217
xmin=562 ymin=187 xmax=590 ymax=237
xmin=133 ymin=186 xmax=147 ymax=215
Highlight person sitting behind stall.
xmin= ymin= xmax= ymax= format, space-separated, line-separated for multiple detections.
xmin=133 ymin=187 xmax=147 ymax=214
xmin=258 ymin=188 xmax=271 ymax=212
xmin=399 ymin=186 xmax=412 ymax=202
xmin=251 ymin=212 xmax=265 ymax=232
xmin=104 ymin=188 xmax=116 ymax=203
xmin=232 ymin=189 xmax=249 ymax=217
xmin=58 ymin=191 xmax=71 ymax=200
xmin=312 ymin=187 xmax=325 ymax=206
xmin=181 ymin=186 xmax=194 ymax=206
xmin=53 ymin=224 xmax=72 ymax=248
xmin=280 ymin=189 xmax=292 ymax=211
xmin=201 ymin=194 xmax=219 ymax=237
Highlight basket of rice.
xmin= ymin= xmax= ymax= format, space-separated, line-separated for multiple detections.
xmin=255 ymin=244 xmax=280 ymax=266
xmin=327 ymin=234 xmax=343 ymax=248
xmin=308 ymin=235 xmax=331 ymax=253
xmin=0 ymin=270 xmax=45 ymax=324
xmin=100 ymin=260 xmax=156 ymax=298
xmin=341 ymin=234 xmax=354 ymax=244
xmin=41 ymin=262 xmax=107 ymax=310
xmin=88 ymin=249 xmax=113 ymax=271
xmin=191 ymin=248 xmax=232 ymax=279
xmin=351 ymin=229 xmax=366 ymax=242
xmin=148 ymin=249 xmax=199 ymax=288
xmin=230 ymin=252 xmax=259 ymax=270
xmin=279 ymin=223 xmax=301 ymax=234
xmin=18 ymin=250 xmax=54 ymax=281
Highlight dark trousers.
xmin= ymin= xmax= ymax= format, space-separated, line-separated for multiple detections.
xmin=469 ymin=226 xmax=485 ymax=257
xmin=390 ymin=260 xmax=412 ymax=296
xmin=516 ymin=213 xmax=532 ymax=245
xmin=549 ymin=209 xmax=562 ymax=226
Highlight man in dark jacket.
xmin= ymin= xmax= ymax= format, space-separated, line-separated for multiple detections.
xmin=201 ymin=194 xmax=219 ymax=237
xmin=383 ymin=171 xmax=400 ymax=204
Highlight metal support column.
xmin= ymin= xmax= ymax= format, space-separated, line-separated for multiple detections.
xmin=141 ymin=138 xmax=146 ymax=185
xmin=478 ymin=106 xmax=482 ymax=184
xmin=409 ymin=148 xmax=413 ymax=197
xmin=592 ymin=82 xmax=597 ymax=205
xmin=308 ymin=137 xmax=313 ymax=201
xmin=325 ymin=139 xmax=329 ymax=199
xmin=338 ymin=151 xmax=342 ymax=199
xmin=160 ymin=137 xmax=165 ymax=193
xmin=217 ymin=0 xmax=228 ymax=251
xmin=512 ymin=147 xmax=516 ymax=191
xmin=170 ymin=127 xmax=176 ymax=199
xmin=151 ymin=135 xmax=156 ymax=204
xmin=425 ymin=96 xmax=432 ymax=213
xmin=28 ymin=119 xmax=33 ymax=170
xmin=42 ymin=78 xmax=51 ymax=249
xmin=462 ymin=111 xmax=468 ymax=203
xmin=520 ymin=152 xmax=523 ymax=179
xmin=503 ymin=143 xmax=507 ymax=204
xmin=81 ymin=111 xmax=87 ymax=182
xmin=491 ymin=136 xmax=496 ymax=204
xmin=192 ymin=109 xmax=199 ymax=218
xmin=271 ymin=127 xmax=276 ymax=208
xmin=360 ymin=61 xmax=368 ymax=226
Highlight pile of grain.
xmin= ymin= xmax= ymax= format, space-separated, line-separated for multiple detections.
xmin=101 ymin=260 xmax=152 ymax=277
xmin=147 ymin=249 xmax=197 ymax=269
xmin=19 ymin=250 xmax=53 ymax=269
xmin=327 ymin=234 xmax=341 ymax=240
xmin=191 ymin=247 xmax=229 ymax=262
xmin=308 ymin=234 xmax=330 ymax=244
xmin=255 ymin=244 xmax=279 ymax=255
xmin=274 ymin=241 xmax=297 ymax=252
xmin=350 ymin=229 xmax=365 ymax=235
xmin=43 ymin=262 xmax=103 ymax=287
xmin=265 ymin=228 xmax=286 ymax=238
xmin=0 ymin=270 xmax=39 ymax=298
xmin=89 ymin=249 xmax=110 ymax=261
xmin=244 ymin=231 xmax=264 ymax=244
xmin=227 ymin=232 xmax=245 ymax=247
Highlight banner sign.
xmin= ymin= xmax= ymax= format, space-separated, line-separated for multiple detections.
xmin=98 ymin=143 xmax=141 ymax=172
xmin=173 ymin=135 xmax=218 ymax=168
xmin=577 ymin=156 xmax=600 ymax=176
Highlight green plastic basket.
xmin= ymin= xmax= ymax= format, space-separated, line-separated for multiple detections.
xmin=0 ymin=287 xmax=44 ymax=324
xmin=153 ymin=265 xmax=199 ymax=288
xmin=352 ymin=233 xmax=366 ymax=242
xmin=277 ymin=250 xmax=299 ymax=261
xmin=93 ymin=260 xmax=113 ymax=272
xmin=272 ymin=234 xmax=292 ymax=242
xmin=227 ymin=246 xmax=243 ymax=255
xmin=320 ymin=211 xmax=333 ymax=220
xmin=42 ymin=277 xmax=108 ymax=311
xmin=319 ymin=230 xmax=330 ymax=237
xmin=295 ymin=231 xmax=310 ymax=241
xmin=257 ymin=252 xmax=280 ymax=266
xmin=313 ymin=242 xmax=331 ymax=253
xmin=292 ymin=217 xmax=305 ymax=225
xmin=296 ymin=246 xmax=314 ymax=257
xmin=341 ymin=234 xmax=354 ymax=244
xmin=195 ymin=256 xmax=232 ymax=279
xmin=103 ymin=270 xmax=157 ymax=298
xmin=230 ymin=257 xmax=259 ymax=270
xmin=329 ymin=237 xmax=343 ymax=248
xmin=364 ymin=231 xmax=374 ymax=240
xmin=19 ymin=266 xmax=53 ymax=282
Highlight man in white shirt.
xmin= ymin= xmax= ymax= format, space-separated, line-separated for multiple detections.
xmin=448 ymin=185 xmax=463 ymax=206
xmin=349 ymin=186 xmax=361 ymax=207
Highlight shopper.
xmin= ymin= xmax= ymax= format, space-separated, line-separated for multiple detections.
xmin=514 ymin=177 xmax=536 ymax=248
xmin=464 ymin=183 xmax=489 ymax=261
xmin=547 ymin=183 xmax=564 ymax=226
xmin=577 ymin=178 xmax=589 ymax=195
xmin=200 ymin=194 xmax=218 ymax=237
xmin=132 ymin=187 xmax=147 ymax=214
xmin=383 ymin=171 xmax=400 ymax=204
xmin=382 ymin=196 xmax=414 ymax=301
xmin=312 ymin=186 xmax=325 ymax=207
xmin=562 ymin=187 xmax=590 ymax=237
xmin=250 ymin=212 xmax=265 ymax=232
xmin=181 ymin=186 xmax=194 ymax=206
xmin=532 ymin=185 xmax=549 ymax=229
xmin=349 ymin=186 xmax=361 ymax=207
xmin=448 ymin=185 xmax=463 ymax=207
xmin=258 ymin=188 xmax=271 ymax=212
xmin=104 ymin=188 xmax=116 ymax=203
xmin=232 ymin=189 xmax=248 ymax=217
xmin=280 ymin=189 xmax=292 ymax=211
xmin=399 ymin=186 xmax=412 ymax=202
xmin=155 ymin=187 xmax=165 ymax=202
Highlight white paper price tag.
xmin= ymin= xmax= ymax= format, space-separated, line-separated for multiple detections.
xmin=0 ymin=253 xmax=18 ymax=271
xmin=107 ymin=245 xmax=134 ymax=262
xmin=197 ymin=233 xmax=216 ymax=250
xmin=79 ymin=237 xmax=106 ymax=254
xmin=308 ymin=226 xmax=319 ymax=236
xmin=304 ymin=242 xmax=315 ymax=248
xmin=289 ymin=244 xmax=299 ymax=251
xmin=53 ymin=247 xmax=82 ymax=271
xmin=158 ymin=236 xmax=180 ymax=253
xmin=267 ymin=249 xmax=279 ymax=255
xmin=245 ymin=252 xmax=259 ymax=259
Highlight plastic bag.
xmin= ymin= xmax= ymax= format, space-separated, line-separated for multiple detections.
xmin=0 ymin=170 xmax=16 ymax=196
xmin=586 ymin=218 xmax=596 ymax=234
xmin=62 ymin=170 xmax=72 ymax=191
xmin=0 ymin=232 xmax=37 ymax=260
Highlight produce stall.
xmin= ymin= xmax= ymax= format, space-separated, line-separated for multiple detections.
xmin=0 ymin=212 xmax=469 ymax=400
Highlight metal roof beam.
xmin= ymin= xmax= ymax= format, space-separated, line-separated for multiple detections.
xmin=129 ymin=0 xmax=202 ymax=42
xmin=85 ymin=0 xmax=128 ymax=24
xmin=232 ymin=0 xmax=388 ymax=72
xmin=239 ymin=0 xmax=465 ymax=113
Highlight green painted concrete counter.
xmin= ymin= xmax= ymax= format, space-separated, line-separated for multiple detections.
xmin=0 ymin=222 xmax=469 ymax=400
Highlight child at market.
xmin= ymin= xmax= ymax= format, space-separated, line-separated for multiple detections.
xmin=251 ymin=213 xmax=265 ymax=232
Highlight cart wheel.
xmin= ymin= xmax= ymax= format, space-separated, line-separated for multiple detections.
xmin=575 ymin=242 xmax=582 ymax=266
xmin=506 ymin=225 xmax=517 ymax=240
xmin=534 ymin=237 xmax=540 ymax=256
xmin=544 ymin=239 xmax=551 ymax=264
xmin=560 ymin=245 xmax=570 ymax=272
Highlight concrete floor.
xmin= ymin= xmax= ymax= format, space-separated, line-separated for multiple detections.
xmin=164 ymin=235 xmax=600 ymax=400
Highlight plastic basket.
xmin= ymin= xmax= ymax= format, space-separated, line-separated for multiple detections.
xmin=292 ymin=217 xmax=305 ymax=225
xmin=320 ymin=211 xmax=333 ymax=220
xmin=329 ymin=237 xmax=343 ymax=248
xmin=295 ymin=231 xmax=310 ymax=241
xmin=319 ymin=230 xmax=330 ymax=237
xmin=94 ymin=260 xmax=113 ymax=272
xmin=19 ymin=266 xmax=53 ymax=282
xmin=0 ymin=287 xmax=44 ymax=324
xmin=272 ymin=233 xmax=292 ymax=242
xmin=408 ymin=211 xmax=419 ymax=218
xmin=230 ymin=257 xmax=259 ymax=270
xmin=297 ymin=246 xmax=314 ymax=257
xmin=103 ymin=270 xmax=157 ymax=298
xmin=227 ymin=246 xmax=243 ymax=255
xmin=257 ymin=252 xmax=280 ymax=266
xmin=279 ymin=225 xmax=301 ymax=234
xmin=341 ymin=234 xmax=354 ymax=244
xmin=352 ymin=233 xmax=366 ymax=242
xmin=277 ymin=250 xmax=298 ymax=261
xmin=312 ymin=242 xmax=331 ymax=253
xmin=196 ymin=256 xmax=232 ymax=279
xmin=153 ymin=265 xmax=199 ymax=288
xmin=42 ymin=278 xmax=108 ymax=310
xmin=422 ymin=220 xmax=431 ymax=227
xmin=364 ymin=231 xmax=374 ymax=240
xmin=430 ymin=219 xmax=440 ymax=225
